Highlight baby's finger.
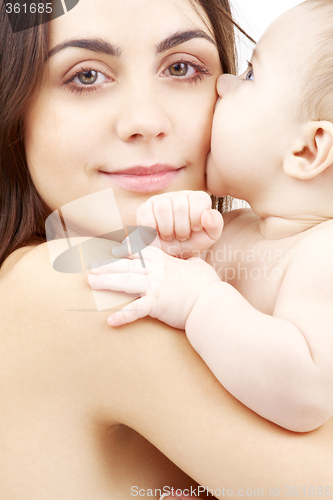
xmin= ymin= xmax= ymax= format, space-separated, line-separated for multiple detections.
xmin=112 ymin=244 xmax=164 ymax=266
xmin=201 ymin=209 xmax=223 ymax=242
xmin=108 ymin=296 xmax=152 ymax=326
xmin=88 ymin=272 xmax=149 ymax=294
xmin=171 ymin=194 xmax=191 ymax=241
xmin=152 ymin=196 xmax=174 ymax=241
xmin=136 ymin=200 xmax=157 ymax=230
xmin=189 ymin=191 xmax=212 ymax=231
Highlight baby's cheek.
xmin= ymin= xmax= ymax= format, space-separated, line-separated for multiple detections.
xmin=211 ymin=104 xmax=227 ymax=149
xmin=206 ymin=152 xmax=222 ymax=196
xmin=210 ymin=118 xmax=226 ymax=170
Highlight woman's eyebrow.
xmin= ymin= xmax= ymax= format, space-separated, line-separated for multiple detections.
xmin=47 ymin=39 xmax=121 ymax=59
xmin=156 ymin=30 xmax=216 ymax=53
xmin=47 ymin=30 xmax=215 ymax=60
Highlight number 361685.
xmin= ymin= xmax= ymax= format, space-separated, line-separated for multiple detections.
xmin=5 ymin=3 xmax=52 ymax=14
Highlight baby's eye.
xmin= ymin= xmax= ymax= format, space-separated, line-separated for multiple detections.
xmin=245 ymin=68 xmax=254 ymax=81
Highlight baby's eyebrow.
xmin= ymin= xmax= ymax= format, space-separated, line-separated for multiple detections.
xmin=251 ymin=46 xmax=260 ymax=64
xmin=156 ymin=30 xmax=216 ymax=54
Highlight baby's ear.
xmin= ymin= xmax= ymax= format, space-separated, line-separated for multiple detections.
xmin=283 ymin=121 xmax=333 ymax=180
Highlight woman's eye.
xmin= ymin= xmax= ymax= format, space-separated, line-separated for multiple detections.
xmin=245 ymin=68 xmax=254 ymax=81
xmin=162 ymin=59 xmax=211 ymax=83
xmin=72 ymin=69 xmax=108 ymax=86
xmin=168 ymin=62 xmax=195 ymax=77
xmin=64 ymin=67 xmax=112 ymax=95
xmin=77 ymin=70 xmax=98 ymax=85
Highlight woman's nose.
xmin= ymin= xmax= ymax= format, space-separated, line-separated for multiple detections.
xmin=216 ymin=73 xmax=236 ymax=98
xmin=115 ymin=87 xmax=172 ymax=143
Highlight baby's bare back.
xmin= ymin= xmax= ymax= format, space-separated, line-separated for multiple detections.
xmin=210 ymin=209 xmax=333 ymax=315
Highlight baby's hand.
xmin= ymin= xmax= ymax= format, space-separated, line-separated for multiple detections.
xmin=136 ymin=191 xmax=223 ymax=258
xmin=88 ymin=246 xmax=220 ymax=329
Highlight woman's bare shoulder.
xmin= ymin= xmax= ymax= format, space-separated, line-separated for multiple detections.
xmin=0 ymin=242 xmax=196 ymax=422
xmin=0 ymin=242 xmax=139 ymax=419
xmin=1 ymin=241 xmax=93 ymax=309
xmin=0 ymin=242 xmax=235 ymax=424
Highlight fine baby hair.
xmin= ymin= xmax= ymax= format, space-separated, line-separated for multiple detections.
xmin=295 ymin=0 xmax=333 ymax=123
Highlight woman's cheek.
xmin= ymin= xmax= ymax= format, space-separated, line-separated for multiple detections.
xmin=192 ymin=95 xmax=216 ymax=158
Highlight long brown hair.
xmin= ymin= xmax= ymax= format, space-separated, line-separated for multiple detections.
xmin=0 ymin=1 xmax=50 ymax=267
xmin=0 ymin=0 xmax=249 ymax=268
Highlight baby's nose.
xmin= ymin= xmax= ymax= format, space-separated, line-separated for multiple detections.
xmin=216 ymin=73 xmax=236 ymax=97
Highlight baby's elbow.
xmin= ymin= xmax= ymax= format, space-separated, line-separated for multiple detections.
xmin=282 ymin=386 xmax=333 ymax=432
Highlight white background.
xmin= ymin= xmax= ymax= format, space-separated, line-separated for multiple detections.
xmin=231 ymin=0 xmax=304 ymax=72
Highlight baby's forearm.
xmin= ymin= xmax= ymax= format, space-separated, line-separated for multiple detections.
xmin=185 ymin=282 xmax=330 ymax=431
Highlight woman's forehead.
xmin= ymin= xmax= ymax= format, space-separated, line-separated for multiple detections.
xmin=48 ymin=0 xmax=212 ymax=47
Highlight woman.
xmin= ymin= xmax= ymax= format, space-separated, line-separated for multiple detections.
xmin=0 ymin=0 xmax=332 ymax=499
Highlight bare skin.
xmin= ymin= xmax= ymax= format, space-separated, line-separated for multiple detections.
xmin=208 ymin=210 xmax=332 ymax=315
xmin=88 ymin=2 xmax=333 ymax=435
xmin=0 ymin=244 xmax=207 ymax=499
xmin=1 ymin=241 xmax=333 ymax=500
xmin=3 ymin=1 xmax=333 ymax=497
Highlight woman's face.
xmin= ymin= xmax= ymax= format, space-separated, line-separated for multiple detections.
xmin=24 ymin=0 xmax=222 ymax=226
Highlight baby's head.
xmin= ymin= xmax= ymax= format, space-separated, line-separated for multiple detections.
xmin=207 ymin=0 xmax=333 ymax=216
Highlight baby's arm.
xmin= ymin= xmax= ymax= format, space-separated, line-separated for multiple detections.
xmin=186 ymin=229 xmax=333 ymax=432
xmin=88 ymin=192 xmax=333 ymax=431
xmin=89 ymin=223 xmax=333 ymax=431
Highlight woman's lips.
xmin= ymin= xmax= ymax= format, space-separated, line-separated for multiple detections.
xmin=99 ymin=165 xmax=184 ymax=193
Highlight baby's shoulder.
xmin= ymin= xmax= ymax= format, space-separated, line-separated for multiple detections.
xmin=283 ymin=220 xmax=333 ymax=287
xmin=294 ymin=219 xmax=333 ymax=257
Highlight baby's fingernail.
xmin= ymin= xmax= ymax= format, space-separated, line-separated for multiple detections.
xmin=108 ymin=316 xmax=116 ymax=326
xmin=192 ymin=226 xmax=201 ymax=231
xmin=162 ymin=235 xmax=174 ymax=242
xmin=87 ymin=275 xmax=95 ymax=286
xmin=206 ymin=212 xmax=214 ymax=223
xmin=178 ymin=237 xmax=188 ymax=242
xmin=111 ymin=246 xmax=125 ymax=257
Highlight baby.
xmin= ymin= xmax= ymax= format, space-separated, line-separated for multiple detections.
xmin=88 ymin=0 xmax=333 ymax=432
